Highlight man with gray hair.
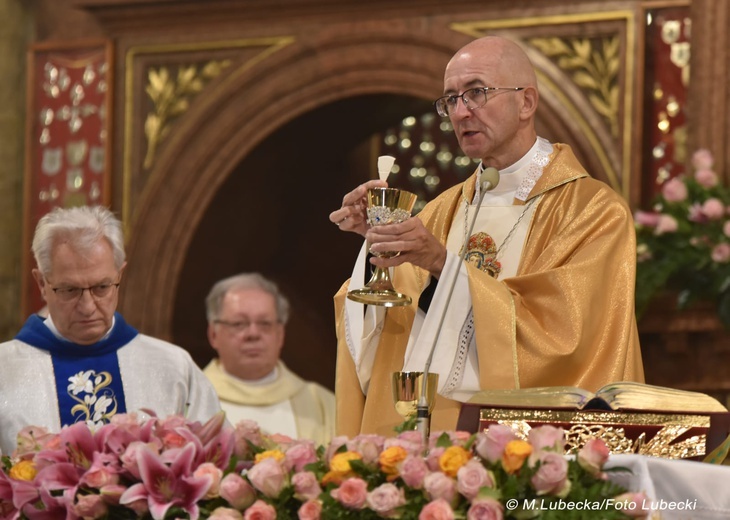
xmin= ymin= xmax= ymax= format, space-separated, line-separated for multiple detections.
xmin=0 ymin=205 xmax=221 ymax=455
xmin=203 ymin=272 xmax=335 ymax=446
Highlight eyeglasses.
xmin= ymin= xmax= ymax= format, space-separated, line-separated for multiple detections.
xmin=434 ymin=87 xmax=525 ymax=117
xmin=214 ymin=319 xmax=279 ymax=334
xmin=48 ymin=281 xmax=121 ymax=302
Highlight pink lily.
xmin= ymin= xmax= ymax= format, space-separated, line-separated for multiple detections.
xmin=119 ymin=442 xmax=212 ymax=520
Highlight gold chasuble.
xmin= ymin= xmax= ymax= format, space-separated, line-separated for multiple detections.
xmin=334 ymin=143 xmax=644 ymax=438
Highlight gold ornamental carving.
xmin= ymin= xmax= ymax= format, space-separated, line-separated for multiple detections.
xmin=528 ymin=37 xmax=620 ymax=137
xmin=143 ymin=60 xmax=231 ymax=169
xmin=481 ymin=408 xmax=711 ymax=459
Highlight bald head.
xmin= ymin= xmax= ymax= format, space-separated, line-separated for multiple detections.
xmin=442 ymin=36 xmax=539 ymax=168
xmin=446 ymin=36 xmax=537 ymax=88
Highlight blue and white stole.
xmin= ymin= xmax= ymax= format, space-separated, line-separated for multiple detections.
xmin=15 ymin=312 xmax=138 ymax=427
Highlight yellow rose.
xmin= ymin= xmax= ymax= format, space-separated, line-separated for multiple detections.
xmin=502 ymin=440 xmax=532 ymax=474
xmin=439 ymin=445 xmax=472 ymax=477
xmin=321 ymin=451 xmax=363 ymax=485
xmin=329 ymin=451 xmax=362 ymax=474
xmin=379 ymin=445 xmax=408 ymax=477
xmin=254 ymin=449 xmax=285 ymax=464
xmin=9 ymin=460 xmax=37 ymax=481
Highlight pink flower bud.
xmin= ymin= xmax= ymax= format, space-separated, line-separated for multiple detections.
xmin=661 ymin=177 xmax=688 ymax=202
xmin=692 ymin=149 xmax=714 ymax=170
xmin=220 ymin=473 xmax=256 ymax=510
xmin=577 ymin=438 xmax=610 ymax=476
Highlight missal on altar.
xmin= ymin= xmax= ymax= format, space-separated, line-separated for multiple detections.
xmin=466 ymin=381 xmax=728 ymax=413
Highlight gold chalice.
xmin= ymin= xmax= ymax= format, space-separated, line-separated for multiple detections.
xmin=347 ymin=187 xmax=417 ymax=306
xmin=391 ymin=371 xmax=439 ymax=423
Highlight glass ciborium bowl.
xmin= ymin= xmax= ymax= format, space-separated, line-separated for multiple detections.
xmin=347 ymin=187 xmax=417 ymax=307
xmin=391 ymin=371 xmax=439 ymax=423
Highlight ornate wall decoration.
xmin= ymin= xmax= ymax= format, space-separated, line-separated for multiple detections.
xmin=643 ymin=6 xmax=691 ymax=202
xmin=123 ymin=37 xmax=294 ymax=229
xmin=528 ymin=36 xmax=620 ymax=137
xmin=22 ymin=40 xmax=112 ymax=317
xmin=143 ymin=60 xmax=231 ymax=170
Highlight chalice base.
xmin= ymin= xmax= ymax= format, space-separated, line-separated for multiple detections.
xmin=347 ymin=266 xmax=412 ymax=307
xmin=347 ymin=287 xmax=412 ymax=307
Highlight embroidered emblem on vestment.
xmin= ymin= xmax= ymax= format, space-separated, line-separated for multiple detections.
xmin=460 ymin=232 xmax=501 ymax=278
xmin=67 ymin=370 xmax=119 ymax=427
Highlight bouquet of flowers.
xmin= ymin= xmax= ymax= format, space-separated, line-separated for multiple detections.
xmin=0 ymin=412 xmax=646 ymax=520
xmin=635 ymin=149 xmax=730 ymax=325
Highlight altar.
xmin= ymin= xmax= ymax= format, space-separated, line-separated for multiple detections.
xmin=606 ymin=455 xmax=730 ymax=519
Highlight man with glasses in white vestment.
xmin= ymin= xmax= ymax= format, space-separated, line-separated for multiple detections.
xmin=0 ymin=206 xmax=221 ymax=455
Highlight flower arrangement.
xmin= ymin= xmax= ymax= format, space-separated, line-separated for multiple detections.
xmin=0 ymin=413 xmax=646 ymax=520
xmin=634 ymin=149 xmax=730 ymax=325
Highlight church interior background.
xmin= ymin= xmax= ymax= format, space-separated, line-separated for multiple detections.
xmin=1 ymin=0 xmax=728 ymax=407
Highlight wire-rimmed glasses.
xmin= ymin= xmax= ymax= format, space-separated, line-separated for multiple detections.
xmin=48 ymin=281 xmax=121 ymax=302
xmin=434 ymin=87 xmax=525 ymax=117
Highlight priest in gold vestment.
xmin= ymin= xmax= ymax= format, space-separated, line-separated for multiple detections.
xmin=330 ymin=36 xmax=644 ymax=438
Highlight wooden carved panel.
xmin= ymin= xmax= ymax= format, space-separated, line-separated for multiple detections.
xmin=121 ymin=37 xmax=294 ymax=230
xmin=450 ymin=11 xmax=638 ymax=203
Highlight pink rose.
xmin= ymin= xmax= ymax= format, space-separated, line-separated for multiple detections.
xmin=723 ymin=221 xmax=730 ymax=237
xmin=194 ymin=462 xmax=223 ymax=499
xmin=347 ymin=434 xmax=386 ymax=464
xmin=654 ymin=214 xmax=678 ymax=235
xmin=400 ymin=455 xmax=430 ymax=489
xmin=81 ymin=465 xmax=120 ymax=489
xmin=695 ymin=168 xmax=718 ymax=188
xmin=692 ymin=149 xmax=714 ymax=170
xmin=210 ymin=507 xmax=244 ymax=520
xmin=247 ymin=457 xmax=288 ymax=498
xmin=613 ymin=492 xmax=650 ymax=518
xmin=330 ymin=477 xmax=368 ymax=509
xmin=243 ymin=499 xmax=277 ymax=520
xmin=220 ymin=473 xmax=256 ymax=510
xmin=298 ymin=499 xmax=323 ymax=520
xmin=419 ymin=498 xmax=455 ymax=520
xmin=366 ymin=483 xmax=406 ymax=517
xmin=475 ymin=424 xmax=518 ymax=464
xmin=528 ymin=426 xmax=565 ymax=455
xmin=634 ymin=211 xmax=660 ymax=227
xmin=233 ymin=420 xmax=263 ymax=459
xmin=530 ymin=452 xmax=569 ymax=496
xmin=121 ymin=441 xmax=155 ymax=480
xmin=72 ymin=494 xmax=108 ymax=520
xmin=466 ymin=497 xmax=504 ymax=520
xmin=456 ymin=459 xmax=493 ymax=500
xmin=285 ymin=442 xmax=319 ymax=472
xmin=577 ymin=438 xmax=610 ymax=476
xmin=423 ymin=471 xmax=457 ymax=504
xmin=661 ymin=177 xmax=688 ymax=202
xmin=426 ymin=447 xmax=446 ymax=471
xmin=292 ymin=471 xmax=322 ymax=501
xmin=711 ymin=243 xmax=730 ymax=263
xmin=387 ymin=430 xmax=426 ymax=456
xmin=703 ymin=198 xmax=725 ymax=220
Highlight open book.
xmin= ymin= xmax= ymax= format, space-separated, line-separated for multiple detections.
xmin=467 ymin=382 xmax=728 ymax=413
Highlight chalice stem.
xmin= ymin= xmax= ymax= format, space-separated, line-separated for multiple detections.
xmin=364 ymin=265 xmax=394 ymax=292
